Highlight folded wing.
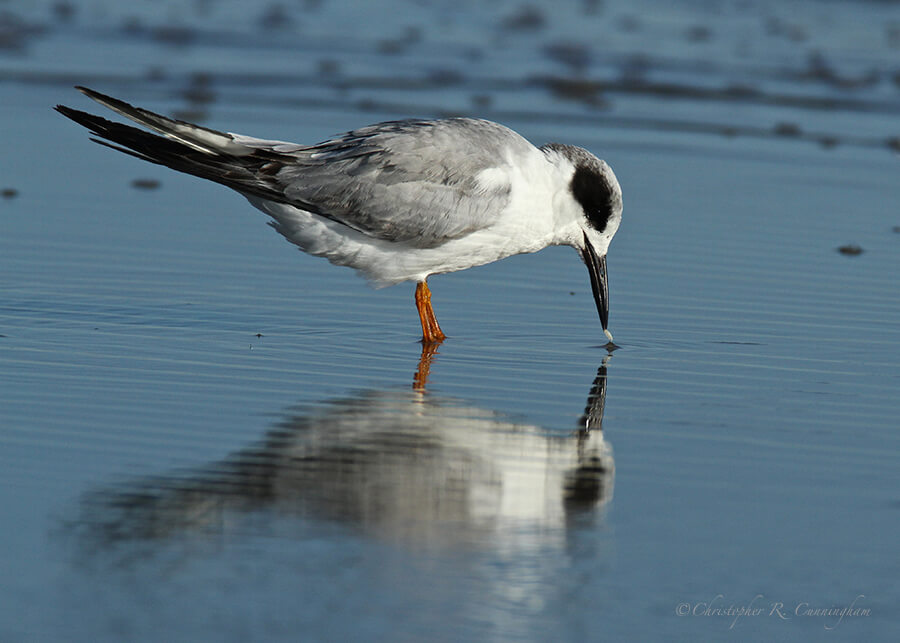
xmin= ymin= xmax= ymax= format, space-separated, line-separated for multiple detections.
xmin=57 ymin=88 xmax=526 ymax=249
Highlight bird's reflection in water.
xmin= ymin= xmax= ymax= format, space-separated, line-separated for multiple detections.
xmin=76 ymin=352 xmax=614 ymax=552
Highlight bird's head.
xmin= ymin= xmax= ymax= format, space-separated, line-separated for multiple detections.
xmin=544 ymin=144 xmax=622 ymax=341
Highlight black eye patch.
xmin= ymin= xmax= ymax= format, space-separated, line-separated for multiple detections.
xmin=570 ymin=165 xmax=614 ymax=233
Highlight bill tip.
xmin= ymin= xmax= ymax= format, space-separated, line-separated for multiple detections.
xmin=603 ymin=328 xmax=614 ymax=342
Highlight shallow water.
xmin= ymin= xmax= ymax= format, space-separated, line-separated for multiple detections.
xmin=2 ymin=1 xmax=899 ymax=640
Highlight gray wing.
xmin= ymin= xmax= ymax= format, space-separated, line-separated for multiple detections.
xmin=269 ymin=118 xmax=530 ymax=248
xmin=56 ymin=87 xmax=529 ymax=249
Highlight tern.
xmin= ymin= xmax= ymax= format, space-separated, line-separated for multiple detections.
xmin=56 ymin=87 xmax=622 ymax=344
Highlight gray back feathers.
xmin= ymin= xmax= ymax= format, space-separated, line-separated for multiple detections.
xmin=275 ymin=118 xmax=530 ymax=247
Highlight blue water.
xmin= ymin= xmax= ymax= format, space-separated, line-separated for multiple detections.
xmin=2 ymin=1 xmax=899 ymax=641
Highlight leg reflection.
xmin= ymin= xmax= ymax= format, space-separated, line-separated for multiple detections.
xmin=413 ymin=342 xmax=440 ymax=391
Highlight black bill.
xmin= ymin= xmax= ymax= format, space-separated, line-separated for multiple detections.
xmin=580 ymin=232 xmax=609 ymax=334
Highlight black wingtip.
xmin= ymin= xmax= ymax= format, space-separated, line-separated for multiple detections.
xmin=54 ymin=103 xmax=97 ymax=129
xmin=72 ymin=86 xmax=133 ymax=113
xmin=73 ymin=86 xmax=102 ymax=104
xmin=78 ymin=85 xmax=121 ymax=105
xmin=54 ymin=103 xmax=83 ymax=123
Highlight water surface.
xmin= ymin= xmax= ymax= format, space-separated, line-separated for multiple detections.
xmin=2 ymin=1 xmax=899 ymax=640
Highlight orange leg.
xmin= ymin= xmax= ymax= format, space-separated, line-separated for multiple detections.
xmin=414 ymin=280 xmax=446 ymax=344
